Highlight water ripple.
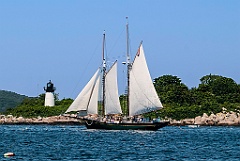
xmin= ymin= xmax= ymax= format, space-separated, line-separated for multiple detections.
xmin=1 ymin=125 xmax=240 ymax=160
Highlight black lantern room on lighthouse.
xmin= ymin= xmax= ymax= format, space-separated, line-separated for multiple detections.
xmin=44 ymin=80 xmax=56 ymax=107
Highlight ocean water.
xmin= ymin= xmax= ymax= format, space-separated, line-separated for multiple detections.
xmin=0 ymin=125 xmax=240 ymax=161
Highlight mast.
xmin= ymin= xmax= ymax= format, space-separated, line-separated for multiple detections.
xmin=126 ymin=17 xmax=131 ymax=116
xmin=102 ymin=31 xmax=106 ymax=117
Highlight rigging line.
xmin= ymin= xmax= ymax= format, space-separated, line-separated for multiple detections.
xmin=70 ymin=38 xmax=102 ymax=99
xmin=126 ymin=17 xmax=132 ymax=64
xmin=104 ymin=32 xmax=109 ymax=70
xmin=128 ymin=37 xmax=132 ymax=62
xmin=121 ymin=65 xmax=127 ymax=95
xmin=109 ymin=28 xmax=125 ymax=54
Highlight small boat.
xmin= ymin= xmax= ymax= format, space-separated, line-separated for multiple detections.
xmin=188 ymin=124 xmax=200 ymax=128
xmin=4 ymin=152 xmax=15 ymax=157
xmin=65 ymin=18 xmax=169 ymax=130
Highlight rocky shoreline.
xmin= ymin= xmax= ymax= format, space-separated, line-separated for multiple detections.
xmin=171 ymin=111 xmax=240 ymax=126
xmin=1 ymin=111 xmax=240 ymax=126
xmin=0 ymin=115 xmax=84 ymax=125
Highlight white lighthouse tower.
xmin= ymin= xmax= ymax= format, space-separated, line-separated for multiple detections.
xmin=44 ymin=80 xmax=56 ymax=107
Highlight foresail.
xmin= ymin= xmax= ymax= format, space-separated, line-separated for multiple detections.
xmin=87 ymin=76 xmax=100 ymax=114
xmin=129 ymin=44 xmax=163 ymax=116
xmin=65 ymin=69 xmax=100 ymax=113
xmin=105 ymin=61 xmax=122 ymax=115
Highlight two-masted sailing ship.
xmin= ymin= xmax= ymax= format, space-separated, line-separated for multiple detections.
xmin=65 ymin=19 xmax=169 ymax=130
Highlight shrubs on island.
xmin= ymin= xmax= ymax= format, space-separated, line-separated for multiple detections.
xmin=3 ymin=74 xmax=240 ymax=120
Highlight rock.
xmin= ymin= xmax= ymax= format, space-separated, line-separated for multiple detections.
xmin=194 ymin=116 xmax=204 ymax=125
xmin=182 ymin=118 xmax=195 ymax=125
xmin=202 ymin=113 xmax=208 ymax=118
xmin=170 ymin=119 xmax=181 ymax=126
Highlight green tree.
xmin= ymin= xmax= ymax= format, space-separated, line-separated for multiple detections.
xmin=198 ymin=74 xmax=239 ymax=103
xmin=4 ymin=95 xmax=73 ymax=118
xmin=154 ymin=75 xmax=190 ymax=105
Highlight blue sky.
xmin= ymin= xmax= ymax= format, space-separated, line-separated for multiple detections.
xmin=0 ymin=0 xmax=239 ymax=99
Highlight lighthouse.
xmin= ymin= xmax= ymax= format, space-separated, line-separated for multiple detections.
xmin=43 ymin=80 xmax=56 ymax=107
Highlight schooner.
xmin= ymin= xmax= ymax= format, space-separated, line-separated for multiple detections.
xmin=65 ymin=19 xmax=169 ymax=130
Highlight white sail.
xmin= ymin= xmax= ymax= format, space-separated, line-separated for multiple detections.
xmin=65 ymin=69 xmax=100 ymax=113
xmin=129 ymin=44 xmax=163 ymax=116
xmin=105 ymin=61 xmax=122 ymax=115
xmin=87 ymin=76 xmax=100 ymax=114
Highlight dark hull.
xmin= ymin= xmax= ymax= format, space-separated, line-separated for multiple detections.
xmin=84 ymin=119 xmax=169 ymax=131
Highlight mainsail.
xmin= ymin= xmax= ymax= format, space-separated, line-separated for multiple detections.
xmin=105 ymin=61 xmax=122 ymax=115
xmin=129 ymin=44 xmax=163 ymax=116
